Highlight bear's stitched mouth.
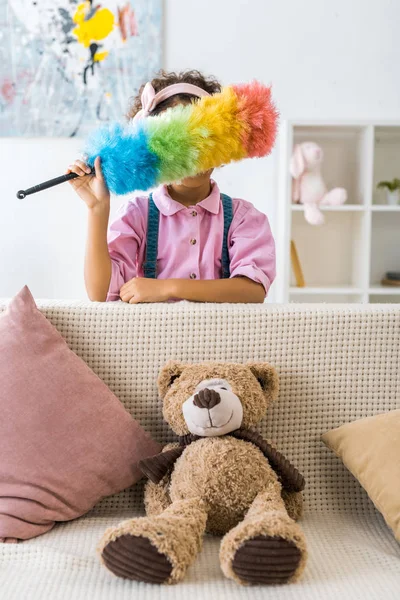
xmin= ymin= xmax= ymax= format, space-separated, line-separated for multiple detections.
xmin=188 ymin=410 xmax=234 ymax=431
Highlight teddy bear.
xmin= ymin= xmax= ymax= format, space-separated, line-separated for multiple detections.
xmin=290 ymin=141 xmax=347 ymax=225
xmin=98 ymin=361 xmax=307 ymax=585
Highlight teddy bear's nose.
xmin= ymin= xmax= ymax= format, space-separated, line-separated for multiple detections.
xmin=193 ymin=388 xmax=221 ymax=409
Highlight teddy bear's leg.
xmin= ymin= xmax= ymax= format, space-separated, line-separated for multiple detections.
xmin=281 ymin=489 xmax=304 ymax=522
xmin=220 ymin=481 xmax=307 ymax=585
xmin=320 ymin=187 xmax=347 ymax=206
xmin=98 ymin=497 xmax=208 ymax=584
xmin=304 ymin=203 xmax=325 ymax=226
xmin=144 ymin=476 xmax=172 ymax=517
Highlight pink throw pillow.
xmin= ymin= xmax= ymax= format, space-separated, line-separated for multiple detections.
xmin=0 ymin=286 xmax=160 ymax=541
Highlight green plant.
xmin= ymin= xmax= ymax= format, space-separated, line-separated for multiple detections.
xmin=377 ymin=178 xmax=400 ymax=192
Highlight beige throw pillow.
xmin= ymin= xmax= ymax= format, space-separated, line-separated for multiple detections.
xmin=322 ymin=409 xmax=400 ymax=542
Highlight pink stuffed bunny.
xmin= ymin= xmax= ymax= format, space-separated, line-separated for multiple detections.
xmin=290 ymin=142 xmax=347 ymax=225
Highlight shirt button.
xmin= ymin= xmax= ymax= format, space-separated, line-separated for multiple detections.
xmin=191 ymin=210 xmax=197 ymax=217
xmin=190 ymin=273 xmax=197 ymax=279
xmin=190 ymin=238 xmax=197 ymax=245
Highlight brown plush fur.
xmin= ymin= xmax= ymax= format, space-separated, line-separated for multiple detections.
xmin=282 ymin=489 xmax=304 ymax=522
xmin=220 ymin=482 xmax=307 ymax=584
xmin=169 ymin=437 xmax=280 ymax=535
xmin=98 ymin=362 xmax=307 ymax=586
xmin=159 ymin=361 xmax=279 ymax=436
xmin=98 ymin=498 xmax=208 ymax=584
xmin=144 ymin=446 xmax=305 ymax=524
xmin=144 ymin=443 xmax=178 ymax=517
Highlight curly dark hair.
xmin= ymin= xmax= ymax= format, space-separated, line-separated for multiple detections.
xmin=126 ymin=69 xmax=222 ymax=120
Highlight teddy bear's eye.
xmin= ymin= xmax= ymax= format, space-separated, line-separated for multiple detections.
xmin=220 ymin=387 xmax=227 ymax=390
xmin=170 ymin=374 xmax=180 ymax=386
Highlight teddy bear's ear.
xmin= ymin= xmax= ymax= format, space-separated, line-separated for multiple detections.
xmin=248 ymin=363 xmax=279 ymax=403
xmin=289 ymin=144 xmax=305 ymax=179
xmin=157 ymin=360 xmax=186 ymax=399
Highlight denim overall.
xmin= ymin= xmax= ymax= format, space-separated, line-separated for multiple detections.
xmin=143 ymin=193 xmax=234 ymax=279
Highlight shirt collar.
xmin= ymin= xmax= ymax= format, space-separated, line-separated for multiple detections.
xmin=152 ymin=180 xmax=221 ymax=216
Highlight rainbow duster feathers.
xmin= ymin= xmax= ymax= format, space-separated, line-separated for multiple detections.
xmin=83 ymin=81 xmax=279 ymax=195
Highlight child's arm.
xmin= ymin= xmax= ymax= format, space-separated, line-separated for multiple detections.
xmin=169 ymin=277 xmax=265 ymax=303
xmin=119 ymin=277 xmax=265 ymax=304
xmin=85 ymin=206 xmax=112 ymax=301
xmin=67 ymin=157 xmax=112 ymax=301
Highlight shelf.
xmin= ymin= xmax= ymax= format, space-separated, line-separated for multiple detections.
xmin=286 ymin=120 xmax=400 ymax=127
xmin=371 ymin=205 xmax=400 ymax=211
xmin=368 ymin=286 xmax=400 ymax=295
xmin=292 ymin=126 xmax=370 ymax=206
xmin=370 ymin=211 xmax=400 ymax=289
xmin=292 ymin=204 xmax=365 ymax=212
xmin=290 ymin=285 xmax=400 ymax=296
xmin=292 ymin=205 xmax=400 ymax=211
xmin=277 ymin=121 xmax=400 ymax=304
xmin=291 ymin=211 xmax=365 ymax=290
xmin=373 ymin=126 xmax=400 ymax=205
xmin=290 ymin=286 xmax=363 ymax=295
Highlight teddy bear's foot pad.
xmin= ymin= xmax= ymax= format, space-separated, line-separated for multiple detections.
xmin=102 ymin=534 xmax=172 ymax=583
xmin=232 ymin=536 xmax=301 ymax=584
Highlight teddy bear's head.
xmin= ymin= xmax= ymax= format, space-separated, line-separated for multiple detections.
xmin=158 ymin=361 xmax=279 ymax=437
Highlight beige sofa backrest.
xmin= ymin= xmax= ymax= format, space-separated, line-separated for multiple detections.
xmin=1 ymin=301 xmax=399 ymax=515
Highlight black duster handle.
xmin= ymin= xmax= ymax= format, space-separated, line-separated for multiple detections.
xmin=17 ymin=168 xmax=95 ymax=199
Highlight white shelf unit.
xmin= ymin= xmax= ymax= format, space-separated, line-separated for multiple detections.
xmin=276 ymin=121 xmax=400 ymax=304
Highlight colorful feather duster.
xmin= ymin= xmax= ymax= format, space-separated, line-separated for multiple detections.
xmin=83 ymin=81 xmax=279 ymax=196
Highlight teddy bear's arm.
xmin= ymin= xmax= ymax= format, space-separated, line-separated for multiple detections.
xmin=139 ymin=442 xmax=185 ymax=484
xmin=143 ymin=443 xmax=178 ymax=516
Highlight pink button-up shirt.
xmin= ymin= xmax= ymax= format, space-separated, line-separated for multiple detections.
xmin=107 ymin=180 xmax=276 ymax=301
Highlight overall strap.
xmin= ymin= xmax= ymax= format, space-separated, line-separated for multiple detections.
xmin=143 ymin=193 xmax=160 ymax=279
xmin=143 ymin=192 xmax=233 ymax=280
xmin=220 ymin=193 xmax=233 ymax=279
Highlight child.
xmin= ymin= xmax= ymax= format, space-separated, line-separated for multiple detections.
xmin=67 ymin=70 xmax=276 ymax=304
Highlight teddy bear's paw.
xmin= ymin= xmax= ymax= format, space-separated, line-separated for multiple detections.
xmin=231 ymin=535 xmax=302 ymax=585
xmin=98 ymin=499 xmax=207 ymax=584
xmin=220 ymin=512 xmax=307 ymax=586
xmin=101 ymin=534 xmax=173 ymax=584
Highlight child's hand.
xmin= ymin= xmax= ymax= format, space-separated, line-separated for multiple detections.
xmin=66 ymin=156 xmax=110 ymax=210
xmin=119 ymin=278 xmax=173 ymax=304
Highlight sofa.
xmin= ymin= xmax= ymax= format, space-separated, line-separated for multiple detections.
xmin=0 ymin=300 xmax=399 ymax=600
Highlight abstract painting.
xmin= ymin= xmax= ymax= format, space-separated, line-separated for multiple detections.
xmin=0 ymin=0 xmax=162 ymax=136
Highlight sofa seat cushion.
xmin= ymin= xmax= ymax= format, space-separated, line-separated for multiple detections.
xmin=0 ymin=510 xmax=399 ymax=599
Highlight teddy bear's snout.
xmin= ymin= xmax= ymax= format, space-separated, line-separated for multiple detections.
xmin=193 ymin=388 xmax=221 ymax=410
xmin=182 ymin=380 xmax=244 ymax=437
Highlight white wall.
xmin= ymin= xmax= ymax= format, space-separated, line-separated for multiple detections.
xmin=2 ymin=0 xmax=400 ymax=299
